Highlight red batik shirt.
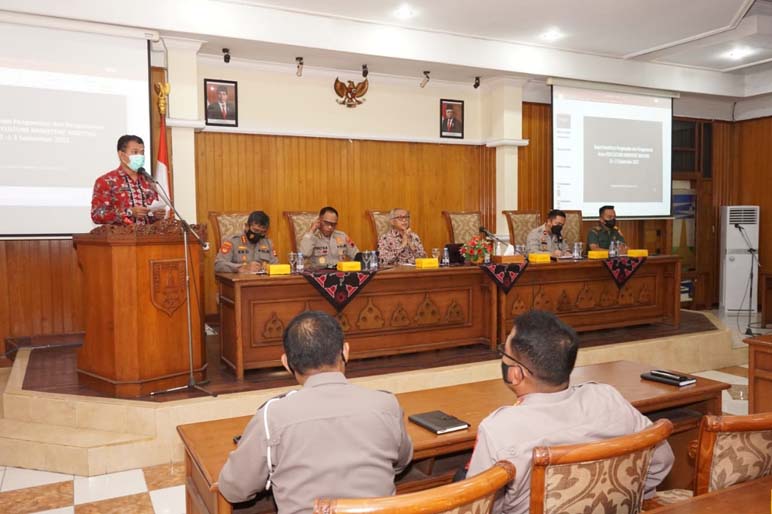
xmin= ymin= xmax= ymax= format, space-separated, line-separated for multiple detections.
xmin=90 ymin=167 xmax=159 ymax=225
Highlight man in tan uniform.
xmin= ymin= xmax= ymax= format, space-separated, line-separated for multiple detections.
xmin=214 ymin=211 xmax=278 ymax=273
xmin=217 ymin=311 xmax=413 ymax=514
xmin=525 ymin=209 xmax=570 ymax=257
xmin=299 ymin=206 xmax=359 ymax=268
xmin=466 ymin=311 xmax=673 ymax=514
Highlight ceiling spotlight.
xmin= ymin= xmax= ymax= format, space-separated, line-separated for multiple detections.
xmin=473 ymin=76 xmax=480 ymax=89
xmin=362 ymin=64 xmax=369 ymax=78
xmin=420 ymin=70 xmax=430 ymax=88
xmin=539 ymin=28 xmax=564 ymax=42
xmin=725 ymin=47 xmax=754 ymax=60
xmin=222 ymin=48 xmax=231 ymax=64
xmin=296 ymin=56 xmax=304 ymax=77
xmin=394 ymin=4 xmax=416 ymax=19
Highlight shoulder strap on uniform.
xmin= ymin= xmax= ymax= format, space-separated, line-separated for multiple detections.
xmin=263 ymin=389 xmax=297 ymax=490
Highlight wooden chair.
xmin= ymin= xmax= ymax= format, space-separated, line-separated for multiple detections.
xmin=366 ymin=210 xmax=392 ymax=248
xmin=529 ymin=419 xmax=673 ymax=514
xmin=502 ymin=210 xmax=541 ymax=246
xmin=283 ymin=210 xmax=318 ymax=252
xmin=648 ymin=412 xmax=772 ymax=508
xmin=561 ymin=209 xmax=582 ymax=247
xmin=313 ymin=460 xmax=515 ymax=514
xmin=441 ymin=210 xmax=482 ymax=244
xmin=208 ymin=211 xmax=250 ymax=250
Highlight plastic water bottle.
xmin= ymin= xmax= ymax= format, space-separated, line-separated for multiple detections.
xmin=608 ymin=240 xmax=618 ymax=258
xmin=442 ymin=247 xmax=450 ymax=266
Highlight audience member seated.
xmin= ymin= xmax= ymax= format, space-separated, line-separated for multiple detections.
xmin=377 ymin=208 xmax=426 ymax=266
xmin=299 ymin=206 xmax=360 ymax=268
xmin=465 ymin=310 xmax=674 ymax=514
xmin=214 ymin=210 xmax=278 ymax=273
xmin=217 ymin=311 xmax=413 ymax=514
xmin=525 ymin=209 xmax=570 ymax=257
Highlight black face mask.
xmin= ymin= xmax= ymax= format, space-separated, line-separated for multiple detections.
xmin=246 ymin=230 xmax=265 ymax=243
xmin=501 ymin=361 xmax=513 ymax=384
xmin=604 ymin=218 xmax=616 ymax=229
xmin=551 ymin=224 xmax=563 ymax=236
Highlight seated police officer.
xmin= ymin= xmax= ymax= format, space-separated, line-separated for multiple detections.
xmin=214 ymin=211 xmax=278 ymax=273
xmin=217 ymin=311 xmax=413 ymax=514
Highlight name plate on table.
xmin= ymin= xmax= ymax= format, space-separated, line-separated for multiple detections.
xmin=415 ymin=258 xmax=439 ymax=269
xmin=492 ymin=255 xmax=525 ymax=264
xmin=627 ymin=249 xmax=649 ymax=257
xmin=336 ymin=261 xmax=361 ymax=271
xmin=529 ymin=253 xmax=551 ymax=264
xmin=588 ymin=250 xmax=610 ymax=259
xmin=267 ymin=264 xmax=291 ymax=275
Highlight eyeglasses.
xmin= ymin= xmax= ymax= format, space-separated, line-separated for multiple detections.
xmin=496 ymin=343 xmax=534 ymax=376
xmin=392 ymin=216 xmax=410 ymax=221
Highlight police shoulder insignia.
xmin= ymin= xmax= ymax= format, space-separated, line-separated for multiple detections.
xmin=220 ymin=241 xmax=233 ymax=254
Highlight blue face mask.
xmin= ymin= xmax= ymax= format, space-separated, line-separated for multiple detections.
xmin=127 ymin=154 xmax=145 ymax=172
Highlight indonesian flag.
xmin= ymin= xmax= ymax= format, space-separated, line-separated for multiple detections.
xmin=155 ymin=115 xmax=172 ymax=203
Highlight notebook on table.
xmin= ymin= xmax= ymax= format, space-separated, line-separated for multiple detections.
xmin=640 ymin=370 xmax=696 ymax=387
xmin=408 ymin=410 xmax=470 ymax=434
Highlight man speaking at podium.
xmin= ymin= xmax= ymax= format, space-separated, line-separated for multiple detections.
xmin=91 ymin=134 xmax=163 ymax=225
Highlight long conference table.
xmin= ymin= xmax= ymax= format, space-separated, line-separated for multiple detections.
xmin=216 ymin=255 xmax=681 ymax=379
xmin=177 ymin=360 xmax=728 ymax=514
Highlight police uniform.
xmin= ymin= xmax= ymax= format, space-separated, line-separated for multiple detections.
xmin=299 ymin=229 xmax=359 ymax=268
xmin=217 ymin=372 xmax=413 ymax=514
xmin=214 ymin=233 xmax=278 ymax=273
xmin=587 ymin=223 xmax=625 ymax=250
xmin=467 ymin=382 xmax=674 ymax=514
xmin=525 ymin=223 xmax=566 ymax=255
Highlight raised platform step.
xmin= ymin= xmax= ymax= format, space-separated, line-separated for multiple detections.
xmin=0 ymin=418 xmax=153 ymax=475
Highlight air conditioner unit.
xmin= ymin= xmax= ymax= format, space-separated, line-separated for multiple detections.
xmin=719 ymin=205 xmax=760 ymax=312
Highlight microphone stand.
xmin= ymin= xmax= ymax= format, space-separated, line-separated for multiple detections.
xmin=735 ymin=224 xmax=759 ymax=337
xmin=479 ymin=227 xmax=511 ymax=252
xmin=142 ymin=171 xmax=216 ymax=398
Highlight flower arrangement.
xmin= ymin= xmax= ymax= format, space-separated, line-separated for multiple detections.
xmin=461 ymin=235 xmax=493 ymax=264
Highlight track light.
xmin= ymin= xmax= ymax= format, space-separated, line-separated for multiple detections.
xmin=222 ymin=48 xmax=231 ymax=64
xmin=420 ymin=70 xmax=430 ymax=88
xmin=362 ymin=64 xmax=369 ymax=78
xmin=473 ymin=76 xmax=480 ymax=89
xmin=296 ymin=57 xmax=304 ymax=77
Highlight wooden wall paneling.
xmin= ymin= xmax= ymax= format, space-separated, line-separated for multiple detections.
xmin=710 ymin=121 xmax=738 ymax=307
xmin=518 ymin=102 xmax=552 ymax=215
xmin=696 ymin=180 xmax=716 ymax=308
xmin=196 ymin=133 xmax=491 ymax=315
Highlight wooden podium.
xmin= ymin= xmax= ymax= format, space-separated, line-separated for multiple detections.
xmin=73 ymin=221 xmax=207 ymax=398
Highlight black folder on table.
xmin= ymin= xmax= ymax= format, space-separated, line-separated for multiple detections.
xmin=408 ymin=410 xmax=470 ymax=434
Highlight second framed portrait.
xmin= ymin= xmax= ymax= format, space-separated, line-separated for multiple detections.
xmin=440 ymin=99 xmax=464 ymax=139
xmin=204 ymin=79 xmax=238 ymax=127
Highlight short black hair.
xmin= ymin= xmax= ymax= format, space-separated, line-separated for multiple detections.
xmin=599 ymin=205 xmax=615 ymax=216
xmin=247 ymin=211 xmax=270 ymax=227
xmin=217 ymin=85 xmax=228 ymax=94
xmin=547 ymin=209 xmax=566 ymax=220
xmin=117 ymin=135 xmax=144 ymax=152
xmin=509 ymin=310 xmax=578 ymax=386
xmin=283 ymin=311 xmax=344 ymax=375
xmin=319 ymin=206 xmax=339 ymax=218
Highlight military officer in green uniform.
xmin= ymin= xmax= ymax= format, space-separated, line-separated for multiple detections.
xmin=587 ymin=205 xmax=626 ymax=250
xmin=299 ymin=206 xmax=359 ymax=268
xmin=215 ymin=211 xmax=278 ymax=273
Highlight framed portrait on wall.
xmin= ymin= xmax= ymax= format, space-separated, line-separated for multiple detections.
xmin=440 ymin=99 xmax=464 ymax=139
xmin=204 ymin=79 xmax=238 ymax=127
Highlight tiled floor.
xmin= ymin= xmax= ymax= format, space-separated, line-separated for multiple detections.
xmin=0 ymin=463 xmax=184 ymax=514
xmin=0 ymin=366 xmax=751 ymax=513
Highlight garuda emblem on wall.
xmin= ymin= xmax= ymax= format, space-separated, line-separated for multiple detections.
xmin=334 ymin=77 xmax=368 ymax=108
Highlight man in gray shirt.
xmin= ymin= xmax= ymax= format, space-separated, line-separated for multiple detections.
xmin=218 ymin=311 xmax=413 ymax=514
xmin=466 ymin=310 xmax=674 ymax=514
xmin=525 ymin=209 xmax=570 ymax=257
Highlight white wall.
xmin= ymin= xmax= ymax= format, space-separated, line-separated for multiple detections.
xmin=197 ymin=58 xmax=483 ymax=143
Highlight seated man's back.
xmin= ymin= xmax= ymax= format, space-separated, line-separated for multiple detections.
xmin=466 ymin=311 xmax=673 ymax=514
xmin=218 ymin=312 xmax=412 ymax=514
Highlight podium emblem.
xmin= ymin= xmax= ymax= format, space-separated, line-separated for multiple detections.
xmin=151 ymin=259 xmax=186 ymax=316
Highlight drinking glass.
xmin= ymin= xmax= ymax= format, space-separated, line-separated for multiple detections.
xmin=295 ymin=253 xmax=304 ymax=273
xmin=431 ymin=248 xmax=440 ymax=260
xmin=288 ymin=252 xmax=297 ymax=273
xmin=572 ymin=242 xmax=583 ymax=260
xmin=369 ymin=250 xmax=379 ymax=270
xmin=361 ymin=251 xmax=371 ymax=270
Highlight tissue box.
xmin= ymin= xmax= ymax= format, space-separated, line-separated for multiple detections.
xmin=415 ymin=258 xmax=439 ymax=269
xmin=588 ymin=250 xmax=610 ymax=260
xmin=627 ymin=249 xmax=649 ymax=257
xmin=337 ymin=261 xmax=361 ymax=271
xmin=267 ymin=264 xmax=291 ymax=275
xmin=529 ymin=253 xmax=551 ymax=264
xmin=492 ymin=255 xmax=526 ymax=264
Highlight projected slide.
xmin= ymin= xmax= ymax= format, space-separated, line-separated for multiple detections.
xmin=0 ymin=23 xmax=150 ymax=236
xmin=553 ymin=86 xmax=672 ymax=218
